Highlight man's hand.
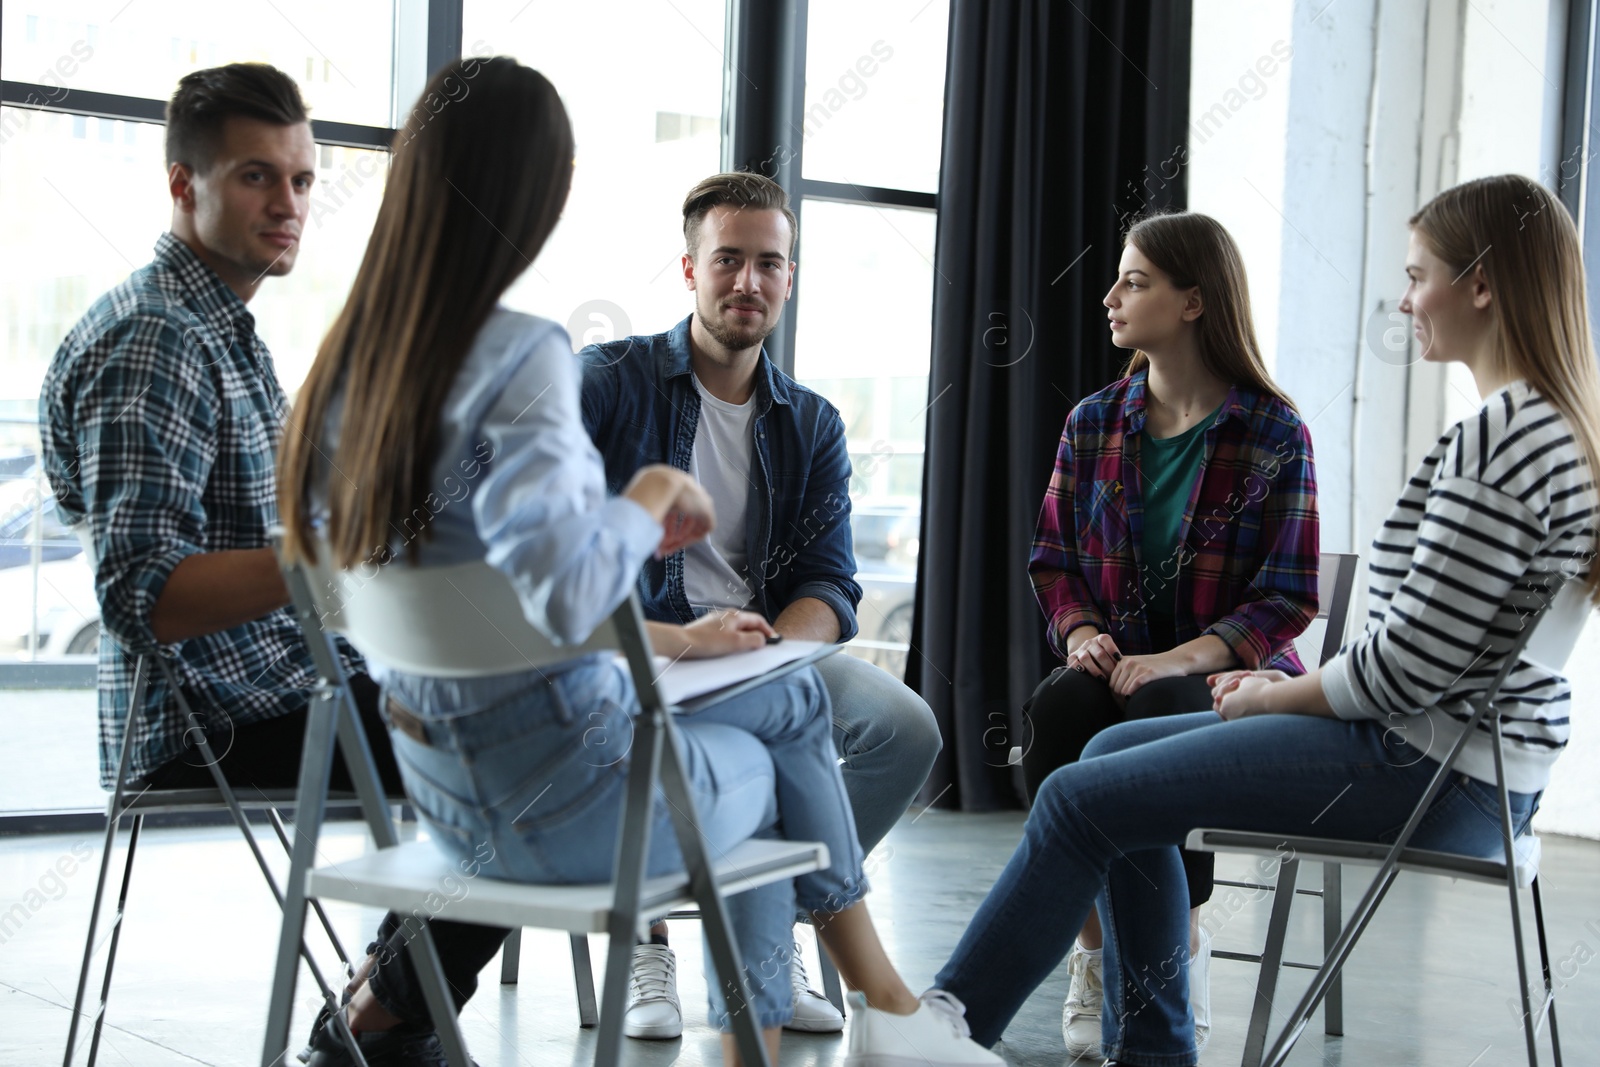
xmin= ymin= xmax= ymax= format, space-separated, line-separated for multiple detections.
xmin=676 ymin=610 xmax=777 ymax=659
xmin=1064 ymin=629 xmax=1120 ymax=679
xmin=1108 ymin=650 xmax=1190 ymax=697
xmin=622 ymin=465 xmax=715 ymax=557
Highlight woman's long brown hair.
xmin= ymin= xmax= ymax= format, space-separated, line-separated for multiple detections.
xmin=1121 ymin=212 xmax=1293 ymax=410
xmin=278 ymin=58 xmax=573 ymax=568
xmin=1411 ymin=174 xmax=1600 ymax=603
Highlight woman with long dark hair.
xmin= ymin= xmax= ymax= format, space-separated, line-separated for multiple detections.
xmin=936 ymin=175 xmax=1599 ymax=1067
xmin=1024 ymin=211 xmax=1319 ymax=1057
xmin=280 ymin=58 xmax=998 ymax=1067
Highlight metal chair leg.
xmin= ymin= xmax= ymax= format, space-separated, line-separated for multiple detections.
xmin=596 ymin=924 xmax=637 ymax=1066
xmin=1322 ymin=862 xmax=1343 ymax=1036
xmin=156 ymin=673 xmax=347 ymax=1053
xmin=261 ymin=679 xmax=394 ymax=1064
xmin=403 ymin=921 xmax=475 ymax=1067
xmin=1530 ymin=876 xmax=1563 ymax=1066
xmin=571 ymin=935 xmax=599 ymax=1028
xmin=500 ymin=927 xmax=522 ymax=985
xmin=266 ymin=806 xmax=353 ymax=976
xmin=82 ymin=814 xmax=141 ymax=1067
xmin=1260 ymin=705 xmax=1490 ymax=1067
xmin=596 ymin=706 xmax=665 ymax=1067
xmin=64 ymin=802 xmax=126 ymax=1067
xmin=65 ymin=654 xmax=147 ymax=1067
xmin=656 ymin=715 xmax=768 ymax=1067
xmin=1488 ymin=720 xmax=1543 ymax=1067
xmin=1242 ymin=857 xmax=1300 ymax=1067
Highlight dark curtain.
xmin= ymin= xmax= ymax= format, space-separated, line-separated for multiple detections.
xmin=906 ymin=0 xmax=1193 ymax=811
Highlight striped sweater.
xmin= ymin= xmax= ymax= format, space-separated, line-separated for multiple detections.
xmin=1321 ymin=380 xmax=1595 ymax=793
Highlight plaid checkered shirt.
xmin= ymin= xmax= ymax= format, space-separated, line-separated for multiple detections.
xmin=1030 ymin=369 xmax=1321 ymax=672
xmin=40 ymin=232 xmax=360 ymax=788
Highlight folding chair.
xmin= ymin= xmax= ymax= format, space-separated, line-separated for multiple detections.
xmin=260 ymin=539 xmax=835 ymax=1067
xmin=1189 ymin=575 xmax=1588 ymax=1067
xmin=1201 ymin=551 xmax=1360 ymax=1064
xmin=63 ymin=527 xmax=356 ymax=1067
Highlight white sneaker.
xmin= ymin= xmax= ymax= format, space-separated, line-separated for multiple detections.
xmin=1191 ymin=927 xmax=1212 ymax=1054
xmin=844 ymin=989 xmax=1001 ymax=1066
xmin=1061 ymin=942 xmax=1104 ymax=1060
xmin=623 ymin=943 xmax=682 ymax=1040
xmin=785 ymin=942 xmax=846 ymax=1032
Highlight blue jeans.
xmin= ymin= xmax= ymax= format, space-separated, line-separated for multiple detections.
xmin=934 ymin=711 xmax=1536 ymax=1066
xmin=816 ymin=651 xmax=942 ymax=854
xmin=382 ymin=655 xmax=866 ymax=1032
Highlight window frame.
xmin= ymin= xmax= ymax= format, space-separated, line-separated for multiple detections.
xmin=724 ymin=0 xmax=942 ymax=377
xmin=1559 ymin=0 xmax=1600 ymax=327
xmin=0 ymin=79 xmax=395 ymax=148
xmin=723 ymin=0 xmax=942 ymax=679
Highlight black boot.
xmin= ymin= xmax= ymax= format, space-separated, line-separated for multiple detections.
xmin=300 ymin=1003 xmax=479 ymax=1067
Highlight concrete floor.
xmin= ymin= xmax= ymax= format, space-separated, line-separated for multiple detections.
xmin=4 ymin=808 xmax=1597 ymax=1067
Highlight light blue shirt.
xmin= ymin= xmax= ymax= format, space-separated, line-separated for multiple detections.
xmin=323 ymin=308 xmax=663 ymax=675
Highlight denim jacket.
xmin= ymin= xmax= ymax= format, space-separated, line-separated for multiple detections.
xmin=579 ymin=316 xmax=861 ymax=640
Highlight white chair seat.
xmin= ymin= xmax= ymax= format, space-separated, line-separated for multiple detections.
xmin=1187 ymin=828 xmax=1541 ymax=891
xmin=307 ymin=837 xmax=829 ymax=935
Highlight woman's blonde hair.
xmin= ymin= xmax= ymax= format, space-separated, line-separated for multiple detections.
xmin=1121 ymin=211 xmax=1293 ymax=410
xmin=1410 ymin=174 xmax=1600 ymax=603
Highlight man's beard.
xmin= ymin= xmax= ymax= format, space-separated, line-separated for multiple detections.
xmin=696 ymin=301 xmax=778 ymax=350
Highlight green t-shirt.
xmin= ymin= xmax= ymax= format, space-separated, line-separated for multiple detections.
xmin=1138 ymin=408 xmax=1219 ymax=621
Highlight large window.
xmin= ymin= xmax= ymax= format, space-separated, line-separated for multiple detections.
xmin=0 ymin=0 xmax=953 ymax=814
xmin=790 ymin=0 xmax=949 ymax=676
xmin=1 ymin=2 xmax=394 ymax=814
xmin=467 ymin=0 xmax=951 ymax=677
xmin=0 ymin=99 xmax=386 ymax=681
xmin=799 ymin=0 xmax=947 ymax=193
xmin=463 ymin=0 xmax=727 ymax=343
xmin=0 ymin=1 xmax=396 ymax=127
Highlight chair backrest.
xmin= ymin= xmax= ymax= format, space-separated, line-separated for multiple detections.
xmin=298 ymin=544 xmax=626 ymax=678
xmin=1292 ymin=552 xmax=1360 ymax=668
xmin=1315 ymin=552 xmax=1359 ymax=666
xmin=1456 ymin=574 xmax=1591 ymax=738
xmin=1515 ymin=578 xmax=1589 ymax=674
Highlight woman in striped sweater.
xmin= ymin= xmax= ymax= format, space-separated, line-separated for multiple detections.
xmin=929 ymin=173 xmax=1600 ymax=1067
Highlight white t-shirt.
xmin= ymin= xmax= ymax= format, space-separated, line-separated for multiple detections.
xmin=683 ymin=374 xmax=758 ymax=611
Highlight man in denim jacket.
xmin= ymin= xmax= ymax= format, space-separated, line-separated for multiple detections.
xmin=580 ymin=172 xmax=942 ymax=1039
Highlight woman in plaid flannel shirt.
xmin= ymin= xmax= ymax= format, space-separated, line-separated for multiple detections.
xmin=1021 ymin=212 xmax=1320 ymax=1058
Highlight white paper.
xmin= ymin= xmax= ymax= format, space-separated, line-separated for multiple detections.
xmin=625 ymin=639 xmax=830 ymax=706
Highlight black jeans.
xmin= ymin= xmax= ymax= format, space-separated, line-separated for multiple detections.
xmin=144 ymin=672 xmax=510 ymax=1030
xmin=143 ymin=673 xmax=406 ymax=794
xmin=1019 ymin=667 xmax=1219 ymax=906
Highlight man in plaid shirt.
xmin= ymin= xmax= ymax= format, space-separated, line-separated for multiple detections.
xmin=40 ymin=63 xmax=504 ymax=1067
xmin=39 ymin=63 xmax=361 ymax=792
